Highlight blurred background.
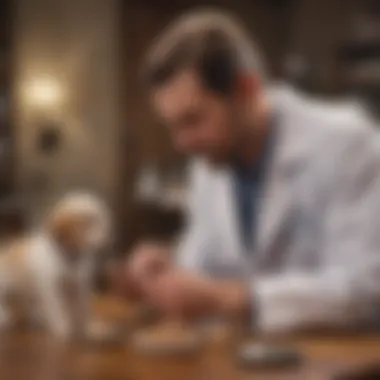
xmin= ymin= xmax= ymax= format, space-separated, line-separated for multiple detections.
xmin=0 ymin=0 xmax=379 ymax=255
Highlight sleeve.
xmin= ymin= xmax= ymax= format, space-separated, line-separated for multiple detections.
xmin=174 ymin=161 xmax=212 ymax=273
xmin=253 ymin=122 xmax=380 ymax=333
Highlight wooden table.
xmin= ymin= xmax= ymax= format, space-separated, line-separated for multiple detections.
xmin=0 ymin=295 xmax=379 ymax=380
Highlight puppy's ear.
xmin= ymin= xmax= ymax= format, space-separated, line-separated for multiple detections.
xmin=49 ymin=213 xmax=86 ymax=250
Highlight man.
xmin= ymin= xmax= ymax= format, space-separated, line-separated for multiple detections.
xmin=127 ymin=9 xmax=380 ymax=332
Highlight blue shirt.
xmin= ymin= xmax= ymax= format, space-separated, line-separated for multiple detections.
xmin=232 ymin=128 xmax=274 ymax=251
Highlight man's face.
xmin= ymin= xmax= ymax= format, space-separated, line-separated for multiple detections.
xmin=152 ymin=70 xmax=246 ymax=164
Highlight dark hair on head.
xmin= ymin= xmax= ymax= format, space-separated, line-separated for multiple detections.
xmin=142 ymin=8 xmax=265 ymax=96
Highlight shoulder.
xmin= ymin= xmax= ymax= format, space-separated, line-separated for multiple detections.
xmin=310 ymin=104 xmax=379 ymax=163
xmin=276 ymin=85 xmax=379 ymax=159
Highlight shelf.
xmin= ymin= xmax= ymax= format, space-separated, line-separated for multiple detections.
xmin=344 ymin=65 xmax=380 ymax=89
xmin=339 ymin=39 xmax=380 ymax=62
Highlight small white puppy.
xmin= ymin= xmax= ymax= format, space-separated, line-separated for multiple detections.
xmin=0 ymin=192 xmax=111 ymax=340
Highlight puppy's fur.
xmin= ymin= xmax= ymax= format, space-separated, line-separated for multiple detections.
xmin=0 ymin=192 xmax=111 ymax=339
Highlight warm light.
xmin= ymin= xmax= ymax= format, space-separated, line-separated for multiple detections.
xmin=24 ymin=78 xmax=63 ymax=110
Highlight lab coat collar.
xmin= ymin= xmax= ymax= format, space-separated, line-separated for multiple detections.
xmin=214 ymin=85 xmax=311 ymax=264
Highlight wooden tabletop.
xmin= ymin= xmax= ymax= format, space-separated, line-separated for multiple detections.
xmin=1 ymin=295 xmax=380 ymax=380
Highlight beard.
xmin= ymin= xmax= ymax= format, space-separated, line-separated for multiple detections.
xmin=205 ymin=122 xmax=253 ymax=167
xmin=197 ymin=137 xmax=241 ymax=168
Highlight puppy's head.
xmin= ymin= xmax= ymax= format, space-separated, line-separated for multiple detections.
xmin=48 ymin=192 xmax=111 ymax=255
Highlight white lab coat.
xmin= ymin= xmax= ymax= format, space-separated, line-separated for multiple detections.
xmin=176 ymin=85 xmax=380 ymax=333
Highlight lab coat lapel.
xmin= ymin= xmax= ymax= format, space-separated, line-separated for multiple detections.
xmin=255 ymin=142 xmax=294 ymax=263
xmin=215 ymin=168 xmax=245 ymax=261
xmin=255 ymin=86 xmax=305 ymax=262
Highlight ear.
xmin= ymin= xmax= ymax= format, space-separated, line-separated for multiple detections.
xmin=50 ymin=213 xmax=85 ymax=250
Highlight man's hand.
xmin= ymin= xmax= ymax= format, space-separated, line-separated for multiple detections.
xmin=106 ymin=259 xmax=142 ymax=300
xmin=133 ymin=266 xmax=251 ymax=321
xmin=123 ymin=242 xmax=252 ymax=322
xmin=108 ymin=242 xmax=172 ymax=301
xmin=128 ymin=241 xmax=172 ymax=279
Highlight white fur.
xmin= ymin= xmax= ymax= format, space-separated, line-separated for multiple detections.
xmin=51 ymin=192 xmax=111 ymax=249
xmin=0 ymin=192 xmax=111 ymax=339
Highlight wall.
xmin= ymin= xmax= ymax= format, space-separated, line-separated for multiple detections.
xmin=13 ymin=0 xmax=122 ymax=223
xmin=289 ymin=0 xmax=349 ymax=94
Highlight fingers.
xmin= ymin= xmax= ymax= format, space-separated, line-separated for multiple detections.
xmin=135 ymin=269 xmax=215 ymax=320
xmin=105 ymin=259 xmax=143 ymax=300
xmin=128 ymin=242 xmax=171 ymax=281
xmin=137 ymin=270 xmax=184 ymax=318
xmin=105 ymin=242 xmax=172 ymax=301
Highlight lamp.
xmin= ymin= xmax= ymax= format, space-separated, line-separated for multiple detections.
xmin=23 ymin=77 xmax=64 ymax=113
xmin=22 ymin=77 xmax=65 ymax=156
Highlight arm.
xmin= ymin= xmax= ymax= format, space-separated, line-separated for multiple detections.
xmin=252 ymin=124 xmax=380 ymax=332
xmin=173 ymin=162 xmax=253 ymax=323
xmin=155 ymin=131 xmax=380 ymax=330
xmin=175 ymin=161 xmax=212 ymax=272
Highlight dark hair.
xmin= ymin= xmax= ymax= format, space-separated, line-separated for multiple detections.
xmin=142 ymin=9 xmax=265 ymax=95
